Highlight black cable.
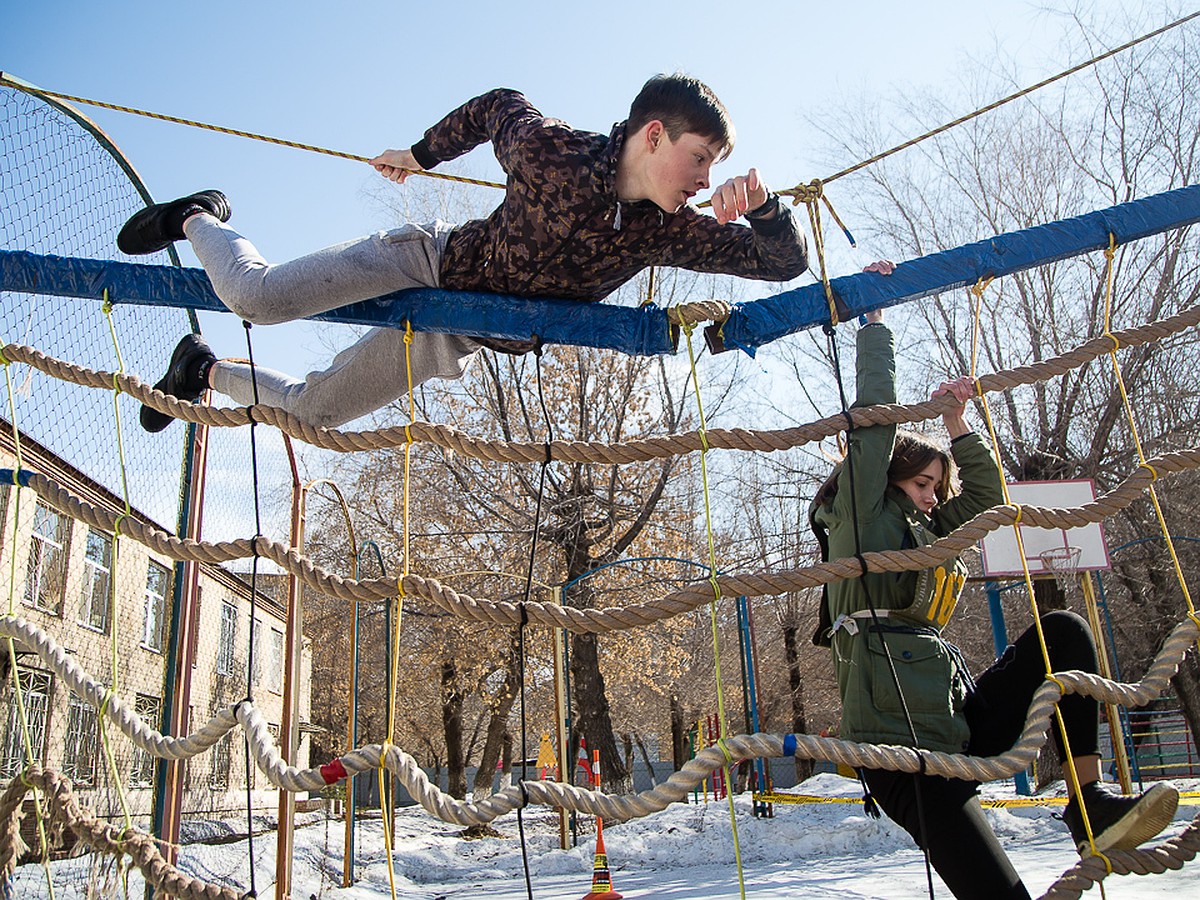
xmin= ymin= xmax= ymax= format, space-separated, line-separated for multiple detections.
xmin=512 ymin=346 xmax=555 ymax=900
xmin=824 ymin=321 xmax=936 ymax=898
xmin=240 ymin=319 xmax=263 ymax=899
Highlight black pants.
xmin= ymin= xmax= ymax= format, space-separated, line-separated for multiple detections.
xmin=863 ymin=611 xmax=1099 ymax=899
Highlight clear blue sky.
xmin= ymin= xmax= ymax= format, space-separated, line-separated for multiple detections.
xmin=0 ymin=0 xmax=1164 ymax=386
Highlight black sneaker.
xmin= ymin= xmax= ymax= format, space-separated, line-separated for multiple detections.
xmin=140 ymin=334 xmax=216 ymax=433
xmin=1062 ymin=781 xmax=1179 ymax=855
xmin=117 ymin=190 xmax=231 ymax=255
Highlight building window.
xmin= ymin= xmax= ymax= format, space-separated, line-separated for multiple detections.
xmin=1 ymin=668 xmax=52 ymax=778
xmin=62 ymin=695 xmax=99 ymax=787
xmin=269 ymin=628 xmax=285 ymax=693
xmin=78 ymin=528 xmax=113 ymax=632
xmin=216 ymin=602 xmax=237 ymax=676
xmin=142 ymin=561 xmax=170 ymax=652
xmin=209 ymin=732 xmax=231 ymax=791
xmin=129 ymin=694 xmax=162 ymax=787
xmin=25 ymin=500 xmax=70 ymax=613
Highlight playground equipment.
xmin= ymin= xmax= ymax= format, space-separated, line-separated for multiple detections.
xmin=5 ymin=30 xmax=1200 ymax=898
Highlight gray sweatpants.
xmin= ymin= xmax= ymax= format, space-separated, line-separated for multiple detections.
xmin=184 ymin=216 xmax=482 ymax=428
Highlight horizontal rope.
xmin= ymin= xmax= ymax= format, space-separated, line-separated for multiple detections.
xmin=0 ymin=73 xmax=505 ymax=194
xmin=1 ymin=614 xmax=1195 ymax=816
xmin=3 ymin=612 xmax=1196 ymax=896
xmin=4 ymin=442 xmax=1199 ymax=633
xmin=0 ymin=766 xmax=242 ymax=900
xmin=4 ymin=300 xmax=1196 ymax=461
xmin=820 ymin=9 xmax=1200 ymax=185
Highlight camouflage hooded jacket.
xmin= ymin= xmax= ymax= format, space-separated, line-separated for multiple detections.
xmin=410 ymin=89 xmax=809 ymax=303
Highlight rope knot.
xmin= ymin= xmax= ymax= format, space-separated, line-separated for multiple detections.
xmin=783 ymin=178 xmax=824 ymax=205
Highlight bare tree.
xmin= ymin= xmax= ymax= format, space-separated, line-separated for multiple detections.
xmin=800 ymin=8 xmax=1200 ymax=749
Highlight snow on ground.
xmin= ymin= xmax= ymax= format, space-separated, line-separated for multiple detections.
xmin=9 ymin=775 xmax=1199 ymax=899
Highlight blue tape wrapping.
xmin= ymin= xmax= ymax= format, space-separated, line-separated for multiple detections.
xmin=783 ymin=733 xmax=798 ymax=757
xmin=0 ymin=468 xmax=32 ymax=487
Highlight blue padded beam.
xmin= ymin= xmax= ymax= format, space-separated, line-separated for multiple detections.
xmin=716 ymin=183 xmax=1200 ymax=355
xmin=0 ymin=249 xmax=678 ymax=357
xmin=3 ymin=183 xmax=1198 ymax=357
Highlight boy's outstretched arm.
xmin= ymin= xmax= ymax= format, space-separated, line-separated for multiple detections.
xmin=370 ymin=148 xmax=421 ymax=183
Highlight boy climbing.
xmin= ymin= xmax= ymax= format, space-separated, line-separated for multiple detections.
xmin=118 ymin=74 xmax=808 ymax=431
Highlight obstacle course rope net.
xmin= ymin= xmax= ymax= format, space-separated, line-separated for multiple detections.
xmin=3 ymin=65 xmax=1200 ymax=900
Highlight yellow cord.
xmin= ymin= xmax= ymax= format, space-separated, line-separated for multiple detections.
xmin=969 ymin=277 xmax=1102 ymax=854
xmin=376 ymin=323 xmax=419 ymax=900
xmin=2 ymin=341 xmax=57 ymax=899
xmin=1098 ymin=235 xmax=1198 ymax=640
xmin=100 ymin=296 xmax=136 ymax=835
xmin=0 ymin=74 xmax=505 ymax=193
xmin=681 ymin=321 xmax=747 ymax=900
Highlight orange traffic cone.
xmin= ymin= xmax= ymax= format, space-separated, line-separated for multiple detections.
xmin=581 ymin=817 xmax=622 ymax=900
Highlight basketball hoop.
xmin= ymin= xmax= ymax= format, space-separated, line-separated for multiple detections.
xmin=1039 ymin=546 xmax=1082 ymax=589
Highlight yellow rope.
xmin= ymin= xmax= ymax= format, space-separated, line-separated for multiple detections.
xmin=681 ymin=321 xmax=747 ymax=900
xmin=1098 ymin=236 xmax=1199 ymax=643
xmin=0 ymin=74 xmax=505 ymax=193
xmin=376 ymin=322 xmax=420 ymax=900
xmin=819 ymin=10 xmax=1200 ymax=185
xmin=99 ymin=295 xmax=136 ymax=834
xmin=798 ymin=185 xmax=840 ymax=325
xmin=968 ymin=277 xmax=1103 ymax=856
xmin=1 ymin=342 xmax=56 ymax=898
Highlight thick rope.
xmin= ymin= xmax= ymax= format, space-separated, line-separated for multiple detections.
xmin=4 ymin=443 xmax=1199 ymax=632
xmin=0 ymin=766 xmax=243 ymax=900
xmin=1038 ymin=815 xmax=1200 ymax=899
xmin=3 ymin=612 xmax=1196 ymax=896
xmin=0 ymin=612 xmax=1195 ymax=820
xmin=6 ymin=300 xmax=1197 ymax=460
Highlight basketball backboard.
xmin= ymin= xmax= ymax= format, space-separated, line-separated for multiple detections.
xmin=978 ymin=479 xmax=1111 ymax=578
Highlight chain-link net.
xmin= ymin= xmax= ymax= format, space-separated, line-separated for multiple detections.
xmin=1 ymin=83 xmax=302 ymax=891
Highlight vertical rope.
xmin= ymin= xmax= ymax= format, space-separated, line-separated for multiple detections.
xmin=239 ymin=320 xmax=263 ymax=898
xmin=97 ymin=296 xmax=135 ymax=842
xmin=967 ymin=277 xmax=1109 ymax=873
xmin=0 ymin=342 xmax=56 ymax=900
xmin=1099 ymin=236 xmax=1197 ymax=631
xmin=511 ymin=347 xmax=557 ymax=900
xmin=378 ymin=322 xmax=420 ymax=900
xmin=680 ymin=322 xmax=746 ymax=900
xmin=803 ymin=194 xmax=839 ymax=326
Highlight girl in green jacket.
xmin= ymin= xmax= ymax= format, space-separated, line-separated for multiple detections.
xmin=811 ymin=310 xmax=1179 ymax=900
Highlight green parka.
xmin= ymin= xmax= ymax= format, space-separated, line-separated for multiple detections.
xmin=811 ymin=323 xmax=1005 ymax=753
